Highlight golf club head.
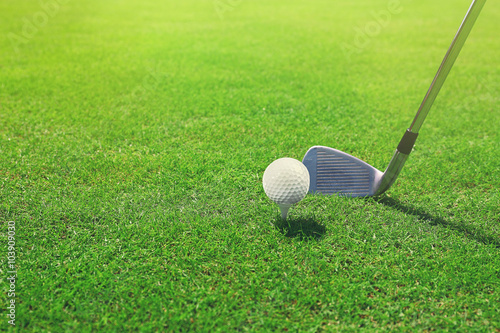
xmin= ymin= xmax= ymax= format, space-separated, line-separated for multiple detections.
xmin=302 ymin=146 xmax=384 ymax=197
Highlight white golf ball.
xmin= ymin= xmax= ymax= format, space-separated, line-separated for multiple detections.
xmin=262 ymin=157 xmax=310 ymax=206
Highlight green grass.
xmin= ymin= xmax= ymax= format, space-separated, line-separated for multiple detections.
xmin=1 ymin=0 xmax=499 ymax=331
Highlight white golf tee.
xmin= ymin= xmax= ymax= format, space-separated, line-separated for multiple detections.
xmin=279 ymin=204 xmax=291 ymax=220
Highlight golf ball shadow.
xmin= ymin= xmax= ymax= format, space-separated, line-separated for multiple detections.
xmin=273 ymin=216 xmax=326 ymax=241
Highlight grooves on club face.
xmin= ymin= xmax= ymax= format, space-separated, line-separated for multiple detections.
xmin=302 ymin=146 xmax=384 ymax=197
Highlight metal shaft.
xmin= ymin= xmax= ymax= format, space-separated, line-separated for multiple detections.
xmin=376 ymin=0 xmax=486 ymax=195
xmin=409 ymin=0 xmax=486 ymax=133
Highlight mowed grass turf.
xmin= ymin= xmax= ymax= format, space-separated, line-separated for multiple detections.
xmin=1 ymin=0 xmax=499 ymax=331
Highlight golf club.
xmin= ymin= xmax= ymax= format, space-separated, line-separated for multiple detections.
xmin=303 ymin=0 xmax=486 ymax=197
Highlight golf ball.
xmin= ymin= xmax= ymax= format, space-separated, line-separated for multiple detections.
xmin=262 ymin=157 xmax=310 ymax=205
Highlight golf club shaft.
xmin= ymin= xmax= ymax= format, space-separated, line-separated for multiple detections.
xmin=376 ymin=0 xmax=486 ymax=195
xmin=409 ymin=0 xmax=486 ymax=133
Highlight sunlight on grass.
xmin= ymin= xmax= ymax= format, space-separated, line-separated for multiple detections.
xmin=0 ymin=0 xmax=499 ymax=331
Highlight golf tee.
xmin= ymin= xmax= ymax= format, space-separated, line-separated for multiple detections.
xmin=278 ymin=204 xmax=291 ymax=220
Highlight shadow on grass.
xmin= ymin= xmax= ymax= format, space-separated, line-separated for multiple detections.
xmin=377 ymin=196 xmax=500 ymax=248
xmin=274 ymin=217 xmax=326 ymax=241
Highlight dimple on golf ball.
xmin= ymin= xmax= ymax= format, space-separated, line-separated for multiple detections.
xmin=262 ymin=157 xmax=310 ymax=206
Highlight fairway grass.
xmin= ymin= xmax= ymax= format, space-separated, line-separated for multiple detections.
xmin=1 ymin=0 xmax=499 ymax=331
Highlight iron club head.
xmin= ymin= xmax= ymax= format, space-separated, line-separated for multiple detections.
xmin=302 ymin=146 xmax=383 ymax=197
xmin=303 ymin=131 xmax=416 ymax=197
